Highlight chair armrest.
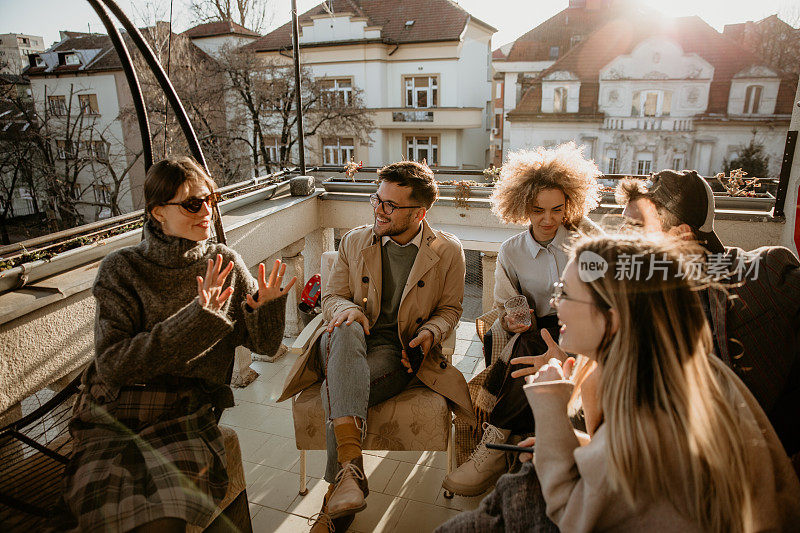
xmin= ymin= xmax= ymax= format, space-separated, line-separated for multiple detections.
xmin=290 ymin=314 xmax=323 ymax=355
xmin=441 ymin=329 xmax=456 ymax=362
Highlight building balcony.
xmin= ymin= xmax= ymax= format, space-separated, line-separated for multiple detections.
xmin=0 ymin=171 xmax=786 ymax=530
xmin=602 ymin=116 xmax=694 ymax=132
xmin=373 ymin=107 xmax=484 ymax=129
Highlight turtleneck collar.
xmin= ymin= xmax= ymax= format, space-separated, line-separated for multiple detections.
xmin=139 ymin=219 xmax=210 ymax=268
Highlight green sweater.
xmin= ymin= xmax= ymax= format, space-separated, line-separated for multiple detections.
xmin=368 ymin=240 xmax=419 ymax=349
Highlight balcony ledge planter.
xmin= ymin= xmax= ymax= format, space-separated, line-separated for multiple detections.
xmin=322 ymin=177 xmax=495 ymax=198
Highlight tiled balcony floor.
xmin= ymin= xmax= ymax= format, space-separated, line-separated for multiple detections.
xmin=220 ymin=320 xmax=487 ymax=532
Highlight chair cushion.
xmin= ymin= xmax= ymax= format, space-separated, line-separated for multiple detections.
xmin=292 ymin=383 xmax=451 ymax=451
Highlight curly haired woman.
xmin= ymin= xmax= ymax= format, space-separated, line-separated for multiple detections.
xmin=444 ymin=142 xmax=602 ymax=497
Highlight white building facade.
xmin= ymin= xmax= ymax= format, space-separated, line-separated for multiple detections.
xmin=249 ymin=0 xmax=496 ymax=169
xmin=504 ymin=15 xmax=796 ymax=179
xmin=26 ymin=33 xmax=145 ymax=220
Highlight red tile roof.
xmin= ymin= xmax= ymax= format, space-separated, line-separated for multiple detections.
xmin=245 ymin=0 xmax=495 ymax=52
xmin=184 ymin=21 xmax=260 ymax=38
xmin=505 ymin=5 xmax=624 ymax=62
xmin=510 ymin=13 xmax=798 ymax=117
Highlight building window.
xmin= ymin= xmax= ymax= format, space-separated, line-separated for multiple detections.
xmin=494 ymin=113 xmax=501 ymax=129
xmin=56 ymin=139 xmax=74 ymax=159
xmin=94 ymin=185 xmax=110 ymax=204
xmin=495 ymin=83 xmax=502 ymax=99
xmin=323 ymin=137 xmax=355 ymax=165
xmin=91 ymin=141 xmax=108 ymax=161
xmin=549 ymin=46 xmax=560 ymax=59
xmin=553 ymin=87 xmax=568 ymax=113
xmin=404 ymin=76 xmax=438 ymax=108
xmin=606 ymin=149 xmax=619 ymax=174
xmin=672 ymin=153 xmax=684 ymax=170
xmin=320 ymin=78 xmax=352 ymax=107
xmin=632 ymin=91 xmax=672 ymax=117
xmin=636 ymin=153 xmax=653 ymax=175
xmin=263 ymin=137 xmax=283 ymax=164
xmin=48 ymin=95 xmax=67 ymax=116
xmin=743 ymin=85 xmax=762 ymax=114
xmin=406 ymin=135 xmax=439 ymax=166
xmin=64 ymin=53 xmax=80 ymax=66
xmin=78 ymin=93 xmax=99 ymax=115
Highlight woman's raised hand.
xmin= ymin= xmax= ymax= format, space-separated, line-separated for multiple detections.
xmin=246 ymin=259 xmax=297 ymax=309
xmin=197 ymin=254 xmax=235 ymax=312
xmin=510 ymin=328 xmax=567 ymax=379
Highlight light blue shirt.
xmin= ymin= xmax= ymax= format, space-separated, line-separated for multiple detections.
xmin=496 ymin=224 xmax=570 ymax=317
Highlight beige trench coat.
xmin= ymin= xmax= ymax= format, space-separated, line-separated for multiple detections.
xmin=277 ymin=219 xmax=476 ymax=424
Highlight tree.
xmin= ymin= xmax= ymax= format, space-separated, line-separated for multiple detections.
xmin=724 ymin=137 xmax=770 ymax=178
xmin=215 ymin=46 xmax=374 ymax=175
xmin=126 ymin=22 xmax=246 ymax=185
xmin=190 ymin=0 xmax=272 ymax=33
xmin=739 ymin=10 xmax=800 ymax=75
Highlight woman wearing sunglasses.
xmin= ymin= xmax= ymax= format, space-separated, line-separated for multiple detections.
xmin=445 ymin=142 xmax=601 ymax=497
xmin=438 ymin=234 xmax=800 ymax=532
xmin=60 ymin=157 xmax=296 ymax=532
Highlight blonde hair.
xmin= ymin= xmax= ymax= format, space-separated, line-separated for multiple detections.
xmin=490 ymin=142 xmax=601 ymax=227
xmin=570 ymin=234 xmax=753 ymax=533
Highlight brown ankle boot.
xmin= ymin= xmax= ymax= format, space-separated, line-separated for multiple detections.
xmin=327 ymin=455 xmax=368 ymax=519
xmin=309 ymin=484 xmax=356 ymax=533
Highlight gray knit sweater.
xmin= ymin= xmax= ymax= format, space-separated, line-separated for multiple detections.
xmin=83 ymin=220 xmax=287 ymax=407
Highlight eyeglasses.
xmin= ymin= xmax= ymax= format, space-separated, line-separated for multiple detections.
xmin=163 ymin=192 xmax=221 ymax=214
xmin=369 ymin=193 xmax=421 ymax=215
xmin=550 ymin=281 xmax=605 ymax=308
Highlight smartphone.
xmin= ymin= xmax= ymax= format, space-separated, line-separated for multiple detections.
xmin=405 ymin=344 xmax=424 ymax=374
xmin=486 ymin=443 xmax=534 ymax=454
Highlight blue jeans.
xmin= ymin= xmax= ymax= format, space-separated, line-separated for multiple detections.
xmin=317 ymin=323 xmax=413 ymax=482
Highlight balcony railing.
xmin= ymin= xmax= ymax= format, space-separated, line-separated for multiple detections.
xmin=392 ymin=110 xmax=434 ymax=122
xmin=603 ymin=116 xmax=694 ymax=131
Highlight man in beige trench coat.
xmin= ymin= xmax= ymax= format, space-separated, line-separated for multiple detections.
xmin=277 ymin=161 xmax=475 ymax=529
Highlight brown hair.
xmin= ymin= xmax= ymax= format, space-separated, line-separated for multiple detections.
xmin=615 ymin=178 xmax=683 ymax=231
xmin=377 ymin=160 xmax=439 ymax=209
xmin=490 ymin=142 xmax=601 ymax=227
xmin=144 ymin=157 xmax=216 ymax=220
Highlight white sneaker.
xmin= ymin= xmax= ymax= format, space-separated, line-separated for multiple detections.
xmin=442 ymin=423 xmax=511 ymax=497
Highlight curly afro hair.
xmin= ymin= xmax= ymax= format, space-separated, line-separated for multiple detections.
xmin=490 ymin=142 xmax=601 ymax=227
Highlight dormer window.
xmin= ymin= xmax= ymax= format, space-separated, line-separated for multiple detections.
xmin=743 ymin=85 xmax=762 ymax=114
xmin=58 ymin=52 xmax=80 ymax=66
xmin=28 ymin=54 xmax=44 ymax=68
xmin=405 ymin=21 xmax=415 ymax=29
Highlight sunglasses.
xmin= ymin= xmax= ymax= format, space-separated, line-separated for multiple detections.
xmin=163 ymin=192 xmax=221 ymax=214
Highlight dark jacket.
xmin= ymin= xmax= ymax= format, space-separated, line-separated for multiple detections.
xmin=707 ymin=245 xmax=800 ymax=457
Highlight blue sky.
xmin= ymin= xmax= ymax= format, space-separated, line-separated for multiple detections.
xmin=0 ymin=0 xmax=796 ymax=50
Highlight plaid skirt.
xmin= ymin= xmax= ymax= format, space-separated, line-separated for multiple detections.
xmin=58 ymin=384 xmax=228 ymax=532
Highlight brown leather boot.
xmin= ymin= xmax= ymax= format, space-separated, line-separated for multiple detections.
xmin=327 ymin=455 xmax=369 ymax=519
xmin=309 ymin=484 xmax=356 ymax=533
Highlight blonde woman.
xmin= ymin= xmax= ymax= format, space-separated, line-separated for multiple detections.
xmin=445 ymin=142 xmax=601 ymax=497
xmin=438 ymin=234 xmax=800 ymax=532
